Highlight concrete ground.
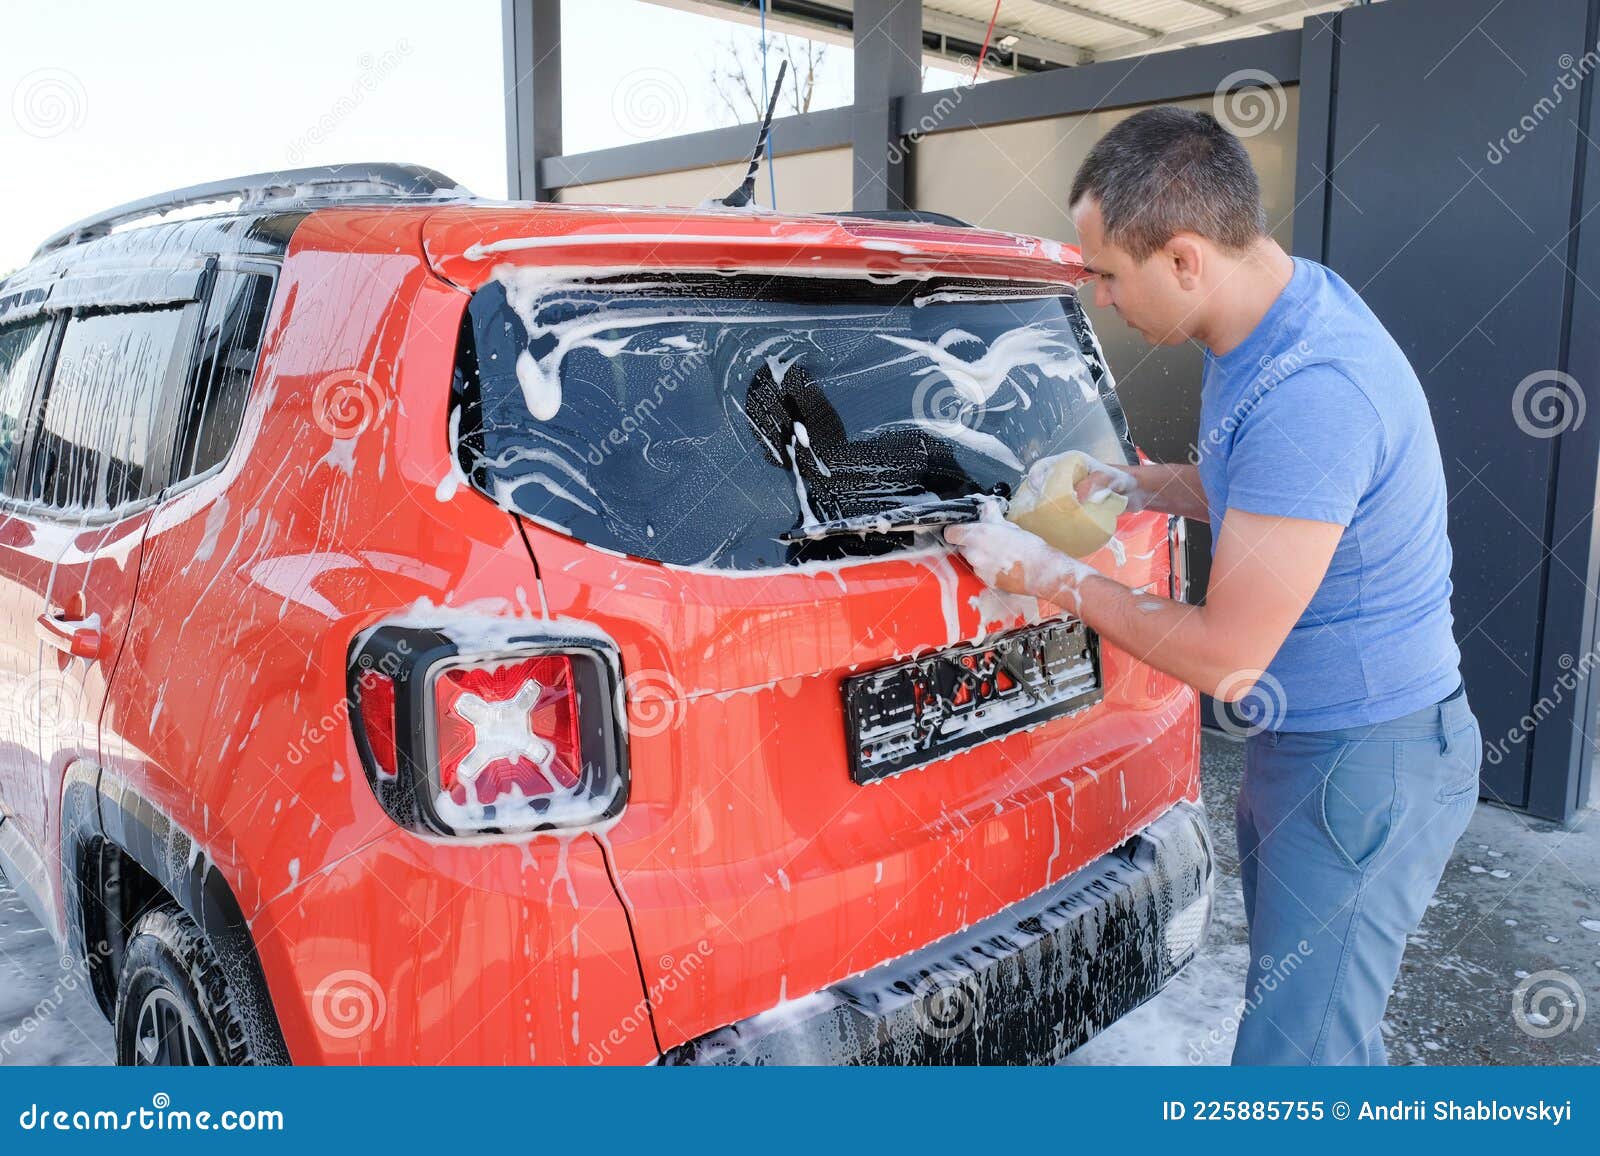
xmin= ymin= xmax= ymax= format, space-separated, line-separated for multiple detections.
xmin=2 ymin=731 xmax=1597 ymax=1065
xmin=0 ymin=880 xmax=113 ymax=1065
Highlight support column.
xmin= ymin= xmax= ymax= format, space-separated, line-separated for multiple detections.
xmin=1289 ymin=9 xmax=1340 ymax=260
xmin=851 ymin=0 xmax=922 ymax=211
xmin=503 ymin=0 xmax=562 ymax=201
xmin=1526 ymin=0 xmax=1600 ymax=822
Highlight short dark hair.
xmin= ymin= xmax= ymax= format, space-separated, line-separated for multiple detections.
xmin=1069 ymin=106 xmax=1266 ymax=262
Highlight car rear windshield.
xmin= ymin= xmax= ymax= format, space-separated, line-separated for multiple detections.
xmin=451 ymin=272 xmax=1133 ymax=571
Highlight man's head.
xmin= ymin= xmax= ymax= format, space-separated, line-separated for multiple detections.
xmin=1069 ymin=106 xmax=1267 ymax=345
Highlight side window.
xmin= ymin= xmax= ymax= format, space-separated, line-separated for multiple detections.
xmin=23 ymin=306 xmax=189 ymax=511
xmin=0 ymin=317 xmax=52 ymax=489
xmin=174 ymin=270 xmax=274 ymax=483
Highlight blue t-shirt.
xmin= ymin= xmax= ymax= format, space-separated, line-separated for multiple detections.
xmin=1196 ymin=257 xmax=1461 ymax=731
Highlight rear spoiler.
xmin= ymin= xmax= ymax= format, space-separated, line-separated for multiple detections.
xmin=420 ymin=207 xmax=1086 ymax=293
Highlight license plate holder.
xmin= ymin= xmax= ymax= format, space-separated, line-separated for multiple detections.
xmin=843 ymin=618 xmax=1102 ymax=785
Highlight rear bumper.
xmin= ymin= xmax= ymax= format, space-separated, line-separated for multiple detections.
xmin=660 ymin=800 xmax=1213 ymax=1065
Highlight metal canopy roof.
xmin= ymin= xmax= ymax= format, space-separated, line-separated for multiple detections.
xmin=647 ymin=0 xmax=1360 ymax=72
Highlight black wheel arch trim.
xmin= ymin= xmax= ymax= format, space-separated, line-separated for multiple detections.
xmin=60 ymin=763 xmax=290 ymax=1064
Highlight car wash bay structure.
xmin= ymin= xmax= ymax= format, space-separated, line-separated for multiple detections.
xmin=502 ymin=0 xmax=1600 ymax=824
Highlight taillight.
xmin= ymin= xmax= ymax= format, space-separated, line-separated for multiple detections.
xmin=1167 ymin=515 xmax=1189 ymax=604
xmin=354 ymin=668 xmax=398 ymax=780
xmin=348 ymin=622 xmax=627 ymax=836
xmin=433 ymin=654 xmax=584 ymax=828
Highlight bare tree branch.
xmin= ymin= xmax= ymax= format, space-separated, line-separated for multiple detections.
xmin=705 ymin=31 xmax=828 ymax=125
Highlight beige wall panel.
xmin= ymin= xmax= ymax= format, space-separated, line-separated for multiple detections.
xmin=556 ymin=147 xmax=852 ymax=214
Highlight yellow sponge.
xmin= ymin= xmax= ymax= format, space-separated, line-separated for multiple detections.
xmin=1007 ymin=450 xmax=1127 ymax=557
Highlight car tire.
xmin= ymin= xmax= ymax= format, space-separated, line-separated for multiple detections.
xmin=113 ymin=906 xmax=262 ymax=1065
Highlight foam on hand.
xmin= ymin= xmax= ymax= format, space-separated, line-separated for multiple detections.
xmin=1006 ymin=450 xmax=1127 ymax=558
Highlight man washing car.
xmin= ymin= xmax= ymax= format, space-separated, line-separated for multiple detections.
xmin=944 ymin=107 xmax=1481 ymax=1066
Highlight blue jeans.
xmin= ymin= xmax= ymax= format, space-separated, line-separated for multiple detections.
xmin=1231 ymin=685 xmax=1480 ymax=1065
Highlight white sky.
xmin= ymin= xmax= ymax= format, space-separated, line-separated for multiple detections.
xmin=0 ymin=0 xmax=968 ymax=274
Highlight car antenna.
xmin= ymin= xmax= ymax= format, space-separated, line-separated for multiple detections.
xmin=718 ymin=58 xmax=788 ymax=209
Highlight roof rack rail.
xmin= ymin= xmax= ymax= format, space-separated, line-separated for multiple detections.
xmin=34 ymin=162 xmax=470 ymax=259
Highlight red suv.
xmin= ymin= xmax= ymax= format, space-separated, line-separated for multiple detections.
xmin=0 ymin=164 xmax=1210 ymax=1065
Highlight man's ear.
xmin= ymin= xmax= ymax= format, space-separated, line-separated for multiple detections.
xmin=1166 ymin=233 xmax=1205 ymax=291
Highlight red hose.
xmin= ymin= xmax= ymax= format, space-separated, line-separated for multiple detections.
xmin=971 ymin=0 xmax=1003 ymax=84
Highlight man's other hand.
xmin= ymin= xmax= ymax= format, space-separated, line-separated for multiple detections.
xmin=944 ymin=513 xmax=1098 ymax=604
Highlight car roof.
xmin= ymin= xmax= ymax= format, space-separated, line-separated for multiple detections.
xmin=8 ymin=162 xmax=1086 ymax=309
xmin=0 ymin=211 xmax=304 ymax=322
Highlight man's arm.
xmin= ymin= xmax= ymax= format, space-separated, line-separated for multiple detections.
xmin=945 ymin=507 xmax=1342 ymax=700
xmin=1114 ymin=463 xmax=1210 ymax=522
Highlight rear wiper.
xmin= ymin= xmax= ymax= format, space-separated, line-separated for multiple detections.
xmin=779 ymin=495 xmax=1005 ymax=541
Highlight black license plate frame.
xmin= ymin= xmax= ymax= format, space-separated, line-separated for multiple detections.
xmin=842 ymin=618 xmax=1103 ymax=785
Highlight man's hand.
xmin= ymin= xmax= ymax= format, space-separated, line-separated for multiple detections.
xmin=1067 ymin=454 xmax=1150 ymax=512
xmin=943 ymin=506 xmax=1099 ymax=606
xmin=1027 ymin=453 xmax=1210 ymax=522
xmin=1021 ymin=450 xmax=1150 ymax=512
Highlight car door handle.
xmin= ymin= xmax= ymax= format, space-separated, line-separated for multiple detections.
xmin=37 ymin=611 xmax=103 ymax=660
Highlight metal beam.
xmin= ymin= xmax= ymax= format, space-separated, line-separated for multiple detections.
xmin=901 ymin=27 xmax=1301 ymax=133
xmin=1528 ymin=0 xmax=1600 ymax=823
xmin=1095 ymin=0 xmax=1349 ymax=61
xmin=642 ymin=0 xmax=1090 ymax=70
xmin=919 ymin=7 xmax=1092 ymax=66
xmin=536 ymin=23 xmax=1303 ymax=196
xmin=1291 ymin=9 xmax=1340 ymax=261
xmin=1176 ymin=0 xmax=1244 ymax=15
xmin=502 ymin=0 xmax=562 ymax=200
xmin=540 ymin=106 xmax=854 ymax=190
xmin=1176 ymin=0 xmax=1286 ymax=33
xmin=851 ymin=0 xmax=920 ymax=211
xmin=1030 ymin=0 xmax=1161 ymax=39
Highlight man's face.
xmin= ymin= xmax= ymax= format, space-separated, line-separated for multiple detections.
xmin=1071 ymin=197 xmax=1196 ymax=347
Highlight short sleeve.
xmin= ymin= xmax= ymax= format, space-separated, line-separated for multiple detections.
xmin=1224 ymin=365 xmax=1385 ymax=526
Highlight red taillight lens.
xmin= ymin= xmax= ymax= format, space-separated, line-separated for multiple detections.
xmin=434 ymin=654 xmax=582 ymax=808
xmin=1167 ymin=515 xmax=1189 ymax=604
xmin=350 ymin=624 xmax=628 ymax=836
xmin=355 ymin=669 xmax=398 ymax=780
